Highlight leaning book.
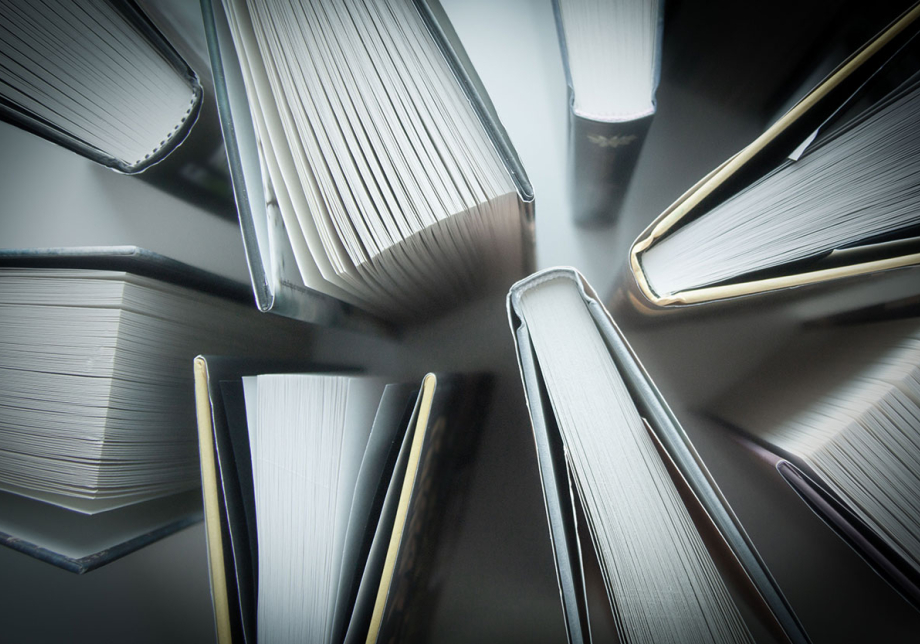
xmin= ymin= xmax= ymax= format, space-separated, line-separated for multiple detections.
xmin=201 ymin=0 xmax=534 ymax=325
xmin=712 ymin=317 xmax=920 ymax=611
xmin=508 ymin=267 xmax=810 ymax=644
xmin=0 ymin=246 xmax=312 ymax=572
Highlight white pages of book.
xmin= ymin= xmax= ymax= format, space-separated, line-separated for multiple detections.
xmin=0 ymin=0 xmax=198 ymax=171
xmin=556 ymin=0 xmax=660 ymax=120
xmin=222 ymin=0 xmax=526 ymax=319
xmin=641 ymin=80 xmax=920 ymax=297
xmin=0 ymin=267 xmax=305 ymax=514
xmin=243 ymin=373 xmax=388 ymax=644
xmin=516 ymin=275 xmax=754 ymax=644
xmin=716 ymin=320 xmax=920 ymax=573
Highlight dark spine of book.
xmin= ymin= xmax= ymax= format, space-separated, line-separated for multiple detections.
xmin=569 ymin=113 xmax=654 ymax=226
xmin=552 ymin=0 xmax=662 ymax=227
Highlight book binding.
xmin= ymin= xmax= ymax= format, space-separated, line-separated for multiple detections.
xmin=508 ymin=267 xmax=810 ymax=644
xmin=552 ymin=0 xmax=664 ymax=226
xmin=626 ymin=3 xmax=920 ymax=311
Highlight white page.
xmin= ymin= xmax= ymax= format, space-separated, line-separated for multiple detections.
xmin=327 ymin=376 xmax=387 ymax=642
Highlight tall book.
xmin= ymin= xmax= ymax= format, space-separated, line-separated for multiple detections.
xmin=193 ymin=360 xmax=491 ymax=644
xmin=622 ymin=4 xmax=920 ymax=317
xmin=0 ymin=0 xmax=202 ymax=173
xmin=201 ymin=0 xmax=534 ymax=325
xmin=508 ymin=267 xmax=809 ymax=644
xmin=553 ymin=0 xmax=663 ymax=225
xmin=0 ymin=247 xmax=313 ymax=572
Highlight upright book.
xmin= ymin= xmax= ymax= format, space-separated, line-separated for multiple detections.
xmin=508 ymin=267 xmax=809 ymax=644
xmin=0 ymin=247 xmax=312 ymax=572
xmin=0 ymin=0 xmax=202 ymax=173
xmin=623 ymin=3 xmax=920 ymax=316
xmin=201 ymin=0 xmax=535 ymax=325
xmin=553 ymin=0 xmax=663 ymax=225
xmin=193 ymin=358 xmax=491 ymax=644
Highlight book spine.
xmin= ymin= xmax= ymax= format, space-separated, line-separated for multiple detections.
xmin=553 ymin=0 xmax=662 ymax=227
xmin=569 ymin=113 xmax=653 ymax=226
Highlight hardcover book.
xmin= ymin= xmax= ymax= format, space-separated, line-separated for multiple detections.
xmin=194 ymin=357 xmax=491 ymax=644
xmin=508 ymin=267 xmax=809 ymax=644
xmin=201 ymin=0 xmax=535 ymax=325
xmin=622 ymin=3 xmax=920 ymax=317
xmin=553 ymin=0 xmax=663 ymax=225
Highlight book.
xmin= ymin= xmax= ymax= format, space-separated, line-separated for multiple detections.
xmin=0 ymin=0 xmax=202 ymax=174
xmin=507 ymin=267 xmax=809 ymax=644
xmin=201 ymin=0 xmax=535 ymax=324
xmin=193 ymin=359 xmax=491 ymax=644
xmin=0 ymin=246 xmax=316 ymax=571
xmin=711 ymin=317 xmax=920 ymax=611
xmin=623 ymin=4 xmax=920 ymax=316
xmin=553 ymin=0 xmax=663 ymax=226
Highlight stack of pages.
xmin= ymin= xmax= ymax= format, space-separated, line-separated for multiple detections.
xmin=0 ymin=248 xmax=312 ymax=572
xmin=204 ymin=0 xmax=534 ymax=321
xmin=195 ymin=359 xmax=491 ymax=644
xmin=0 ymin=0 xmax=201 ymax=172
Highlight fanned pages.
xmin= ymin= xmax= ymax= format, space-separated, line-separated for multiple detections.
xmin=210 ymin=371 xmax=488 ymax=644
xmin=244 ymin=374 xmax=387 ymax=644
xmin=554 ymin=0 xmax=661 ymax=224
xmin=210 ymin=0 xmax=533 ymax=321
xmin=0 ymin=0 xmax=201 ymax=172
xmin=628 ymin=6 xmax=920 ymax=310
xmin=642 ymin=78 xmax=920 ymax=297
xmin=508 ymin=268 xmax=809 ymax=644
xmin=714 ymin=319 xmax=920 ymax=604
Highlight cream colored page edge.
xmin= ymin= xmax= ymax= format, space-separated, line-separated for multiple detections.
xmin=225 ymin=0 xmax=364 ymax=295
xmin=193 ymin=357 xmax=233 ymax=644
xmin=629 ymin=4 xmax=920 ymax=307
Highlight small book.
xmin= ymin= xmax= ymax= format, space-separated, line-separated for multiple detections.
xmin=0 ymin=247 xmax=317 ymax=571
xmin=553 ymin=0 xmax=663 ymax=225
xmin=712 ymin=318 xmax=920 ymax=611
xmin=507 ymin=267 xmax=809 ymax=644
xmin=623 ymin=4 xmax=920 ymax=316
xmin=193 ymin=358 xmax=491 ymax=644
xmin=0 ymin=0 xmax=202 ymax=173
xmin=201 ymin=0 xmax=534 ymax=324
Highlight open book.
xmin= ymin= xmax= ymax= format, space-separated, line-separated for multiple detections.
xmin=624 ymin=4 xmax=920 ymax=315
xmin=193 ymin=358 xmax=491 ymax=644
xmin=508 ymin=268 xmax=809 ymax=644
xmin=201 ymin=0 xmax=534 ymax=324
xmin=553 ymin=0 xmax=663 ymax=225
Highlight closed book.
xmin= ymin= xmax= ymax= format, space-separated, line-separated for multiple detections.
xmin=508 ymin=267 xmax=809 ymax=644
xmin=553 ymin=0 xmax=663 ymax=225
xmin=0 ymin=0 xmax=202 ymax=174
